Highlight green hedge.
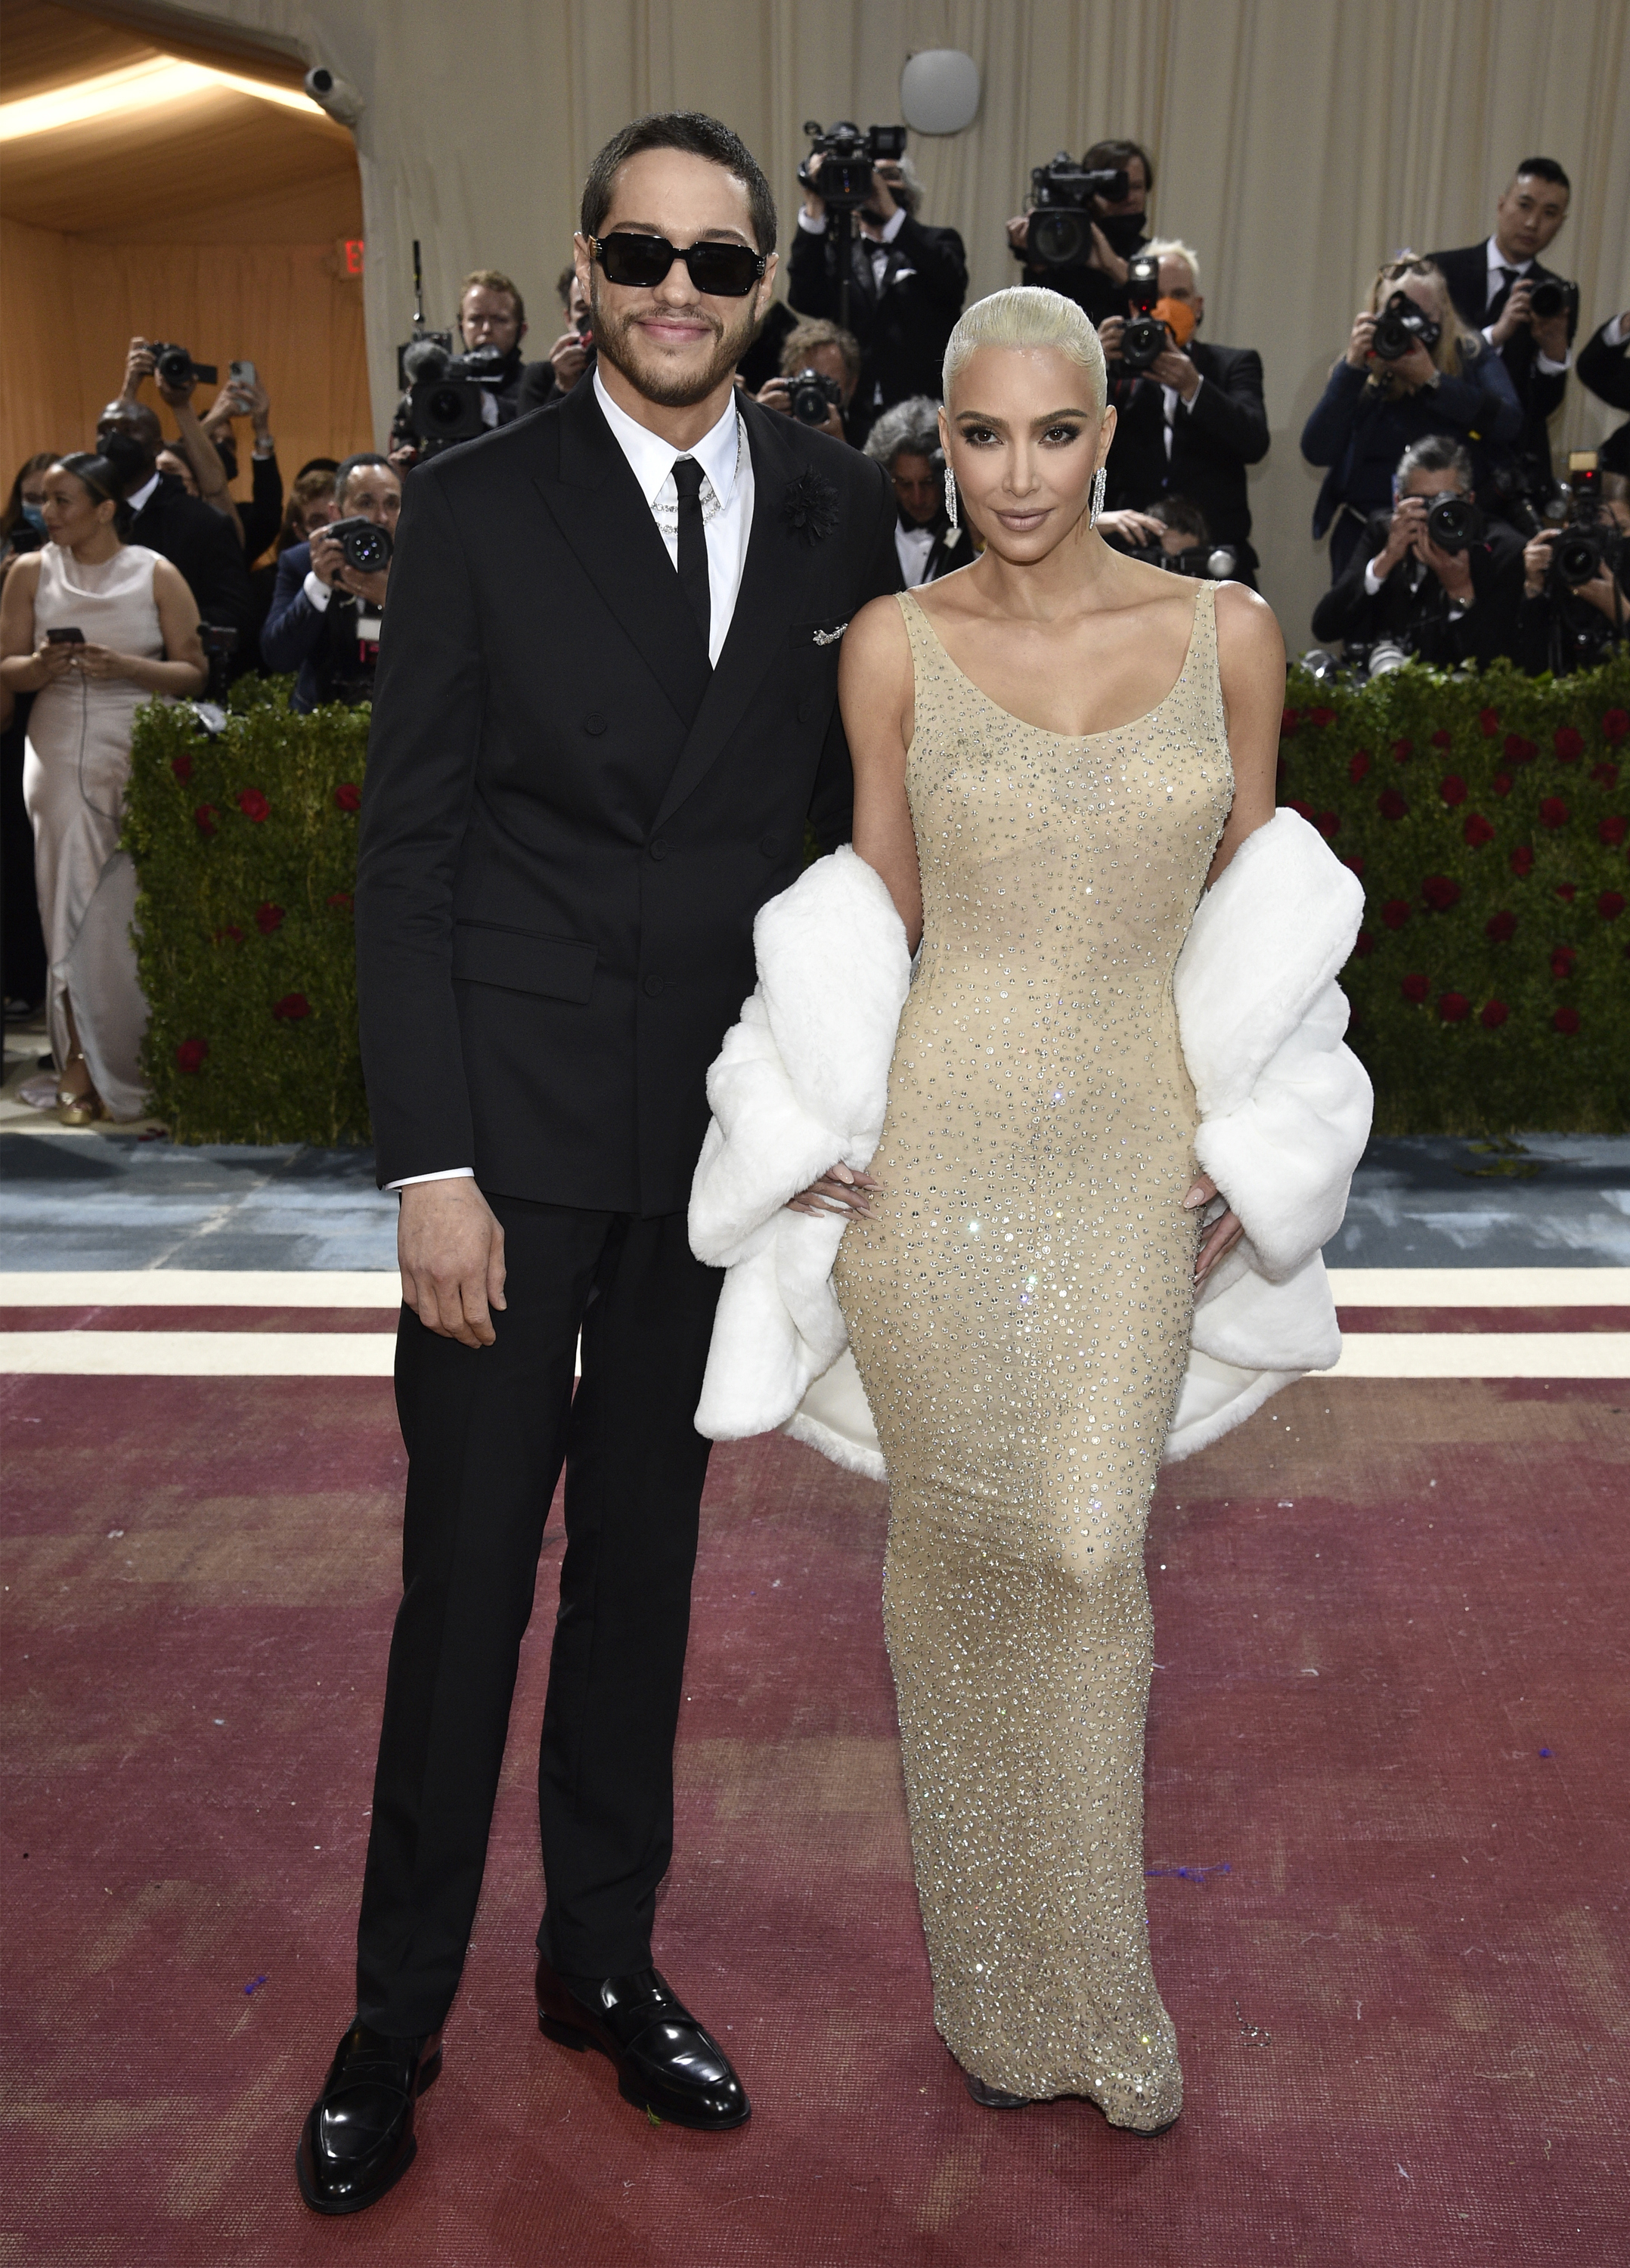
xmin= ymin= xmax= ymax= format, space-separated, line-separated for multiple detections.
xmin=122 ymin=680 xmax=371 ymax=1145
xmin=123 ymin=655 xmax=1630 ymax=1146
xmin=1277 ymin=653 xmax=1630 ymax=1134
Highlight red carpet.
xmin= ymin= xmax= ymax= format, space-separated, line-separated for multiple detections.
xmin=2 ymin=1372 xmax=1625 ymax=2265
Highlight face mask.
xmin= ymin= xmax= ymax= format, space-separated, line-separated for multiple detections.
xmin=20 ymin=503 xmax=46 ymax=531
xmin=1153 ymin=297 xmax=1197 ymax=349
xmin=1095 ymin=210 xmax=1148 ymax=257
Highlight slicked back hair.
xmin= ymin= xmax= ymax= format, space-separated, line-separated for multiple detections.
xmin=581 ymin=113 xmax=777 ymax=255
xmin=1514 ymin=156 xmax=1570 ymax=194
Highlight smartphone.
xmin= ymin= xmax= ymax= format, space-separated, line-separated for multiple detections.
xmin=229 ymin=359 xmax=257 ymax=388
xmin=46 ymin=627 xmax=85 ymax=643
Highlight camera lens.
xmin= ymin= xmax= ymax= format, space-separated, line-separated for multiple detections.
xmin=1120 ymin=315 xmax=1168 ymax=370
xmin=1029 ymin=210 xmax=1088 ymax=268
xmin=1528 ymin=279 xmax=1565 ymax=320
xmin=1426 ymin=497 xmax=1475 ymax=551
xmin=343 ymin=525 xmax=389 ymax=573
xmin=1555 ymin=534 xmax=1601 ymax=585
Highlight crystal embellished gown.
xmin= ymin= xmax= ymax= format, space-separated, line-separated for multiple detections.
xmin=832 ymin=581 xmax=1233 ymax=2123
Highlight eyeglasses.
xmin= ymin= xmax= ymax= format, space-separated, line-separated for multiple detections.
xmin=590 ymin=232 xmax=766 ymax=298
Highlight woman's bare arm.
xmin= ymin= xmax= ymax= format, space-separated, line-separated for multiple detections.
xmin=1205 ymin=581 xmax=1285 ymax=888
xmin=0 ymin=554 xmax=61 ymax=692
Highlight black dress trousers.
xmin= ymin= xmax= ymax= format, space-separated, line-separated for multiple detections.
xmin=355 ymin=1192 xmax=723 ymax=2036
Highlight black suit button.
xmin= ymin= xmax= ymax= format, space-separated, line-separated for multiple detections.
xmin=583 ymin=711 xmax=607 ymax=736
xmin=648 ymin=838 xmax=669 ymax=861
xmin=758 ymin=832 xmax=779 ymax=858
xmin=643 ymin=974 xmax=665 ymax=998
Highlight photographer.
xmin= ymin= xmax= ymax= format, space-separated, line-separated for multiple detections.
xmin=198 ymin=368 xmax=284 ymax=558
xmin=120 ymin=336 xmax=237 ymax=522
xmin=1514 ymin=469 xmax=1628 ymax=677
xmin=755 ymin=319 xmax=862 ymax=446
xmin=1578 ymin=311 xmax=1630 ymax=478
xmin=1301 ymin=253 xmax=1521 ymax=580
xmin=94 ymin=397 xmax=256 ymax=652
xmin=1098 ymin=238 xmax=1268 ymax=587
xmin=260 ymin=453 xmax=399 ymax=711
xmin=391 ymin=269 xmax=538 ymax=463
xmin=1310 ymin=434 xmax=1523 ymax=668
xmin=787 ymin=150 xmax=966 ymax=433
xmin=1429 ymin=160 xmax=1577 ymax=507
xmin=1006 ymin=137 xmax=1154 ymax=325
xmin=516 ymin=263 xmax=597 ymax=416
xmin=862 ymin=396 xmax=971 ymax=587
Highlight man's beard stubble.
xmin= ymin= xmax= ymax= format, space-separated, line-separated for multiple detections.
xmin=590 ymin=280 xmax=757 ymax=408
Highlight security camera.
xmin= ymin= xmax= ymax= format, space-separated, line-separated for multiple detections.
xmin=304 ymin=64 xmax=364 ymax=125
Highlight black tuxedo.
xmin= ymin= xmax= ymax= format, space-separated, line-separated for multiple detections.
xmin=1102 ymin=340 xmax=1269 ymax=578
xmin=1578 ymin=316 xmax=1630 ymax=413
xmin=349 ymin=380 xmax=898 ymax=2031
xmin=127 ymin=472 xmax=256 ymax=648
xmin=1310 ymin=509 xmax=1525 ymax=668
xmin=1430 ymin=241 xmax=1578 ymax=491
xmin=788 ymin=214 xmax=968 ymax=422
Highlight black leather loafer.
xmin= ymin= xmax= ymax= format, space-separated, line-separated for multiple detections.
xmin=535 ymin=1956 xmax=750 ymax=2130
xmin=295 ymin=2019 xmax=443 ymax=2214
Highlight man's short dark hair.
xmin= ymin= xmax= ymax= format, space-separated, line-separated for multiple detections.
xmin=461 ymin=267 xmax=525 ymax=324
xmin=1148 ymin=495 xmax=1210 ymax=544
xmin=581 ymin=113 xmax=777 ymax=255
xmin=1396 ymin=433 xmax=1474 ymax=490
xmin=1083 ymin=137 xmax=1155 ymax=194
xmin=334 ymin=451 xmax=394 ymax=508
xmin=1514 ymin=156 xmax=1570 ymax=194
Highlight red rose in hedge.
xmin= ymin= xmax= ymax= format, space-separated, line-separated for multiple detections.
xmin=1480 ymin=999 xmax=1509 ymax=1028
xmin=194 ymin=804 xmax=216 ymax=835
xmin=1439 ymin=774 xmax=1467 ymax=805
xmin=272 ymin=993 xmax=311 ymax=1021
xmin=1421 ymin=875 xmax=1461 ymax=912
xmin=1503 ymin=733 xmax=1537 ymax=765
xmin=1539 ymin=796 xmax=1569 ymax=829
xmin=1594 ymin=761 xmax=1620 ymax=789
xmin=1437 ymin=991 xmax=1470 ymax=1023
xmin=1463 ymin=812 xmax=1495 ymax=847
xmin=1554 ymin=727 xmax=1584 ymax=762
xmin=327 ymin=891 xmax=354 ymax=911
xmin=1341 ymin=855 xmax=1365 ymax=878
xmin=237 ymin=789 xmax=270 ymax=823
xmin=1430 ymin=728 xmax=1452 ymax=748
xmin=1378 ymin=787 xmax=1408 ymax=820
xmin=1315 ymin=810 xmax=1340 ymax=838
xmin=1551 ymin=946 xmax=1577 ymax=981
xmin=212 ymin=924 xmax=243 ymax=945
xmin=1348 ymin=749 xmax=1371 ymax=782
xmin=1603 ymin=708 xmax=1629 ymax=744
xmin=1492 ymin=772 xmax=1513 ymax=798
xmin=1354 ymin=931 xmax=1376 ymax=956
xmin=1478 ymin=708 xmax=1499 ymax=736
xmin=1485 ymin=910 xmax=1517 ymax=943
xmin=1602 ymin=814 xmax=1628 ymax=847
xmin=1556 ymin=882 xmax=1577 ymax=902
xmin=256 ymin=902 xmax=285 ymax=935
xmin=1382 ymin=897 xmax=1412 ymax=930
xmin=1390 ymin=737 xmax=1412 ymax=763
xmin=335 ymin=782 xmax=361 ymax=813
xmin=1510 ymin=844 xmax=1534 ymax=877
xmin=171 ymin=753 xmax=193 ymax=782
xmin=1285 ymin=797 xmax=1314 ymax=821
xmin=1280 ymin=708 xmax=1299 ymax=736
xmin=1309 ymin=705 xmax=1336 ymax=729
xmin=175 ymin=1039 xmax=209 ymax=1074
xmin=1401 ymin=973 xmax=1430 ymax=1003
xmin=1554 ymin=1005 xmax=1580 ymax=1034
xmin=1601 ymin=891 xmax=1626 ymax=920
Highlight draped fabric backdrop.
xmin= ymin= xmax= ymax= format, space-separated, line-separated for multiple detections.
xmin=43 ymin=0 xmax=1630 ymax=638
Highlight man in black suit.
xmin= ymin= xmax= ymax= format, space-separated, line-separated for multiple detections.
xmin=93 ymin=398 xmax=255 ymax=649
xmin=1098 ymin=240 xmax=1269 ymax=587
xmin=1430 ymin=158 xmax=1578 ymax=504
xmin=1006 ymin=137 xmax=1154 ymax=328
xmin=1311 ymin=433 xmax=1524 ymax=667
xmin=1579 ymin=310 xmax=1630 ymax=479
xmin=296 ymin=112 xmax=898 ymax=2217
xmin=787 ymin=152 xmax=966 ymax=438
xmin=260 ymin=454 xmax=399 ymax=710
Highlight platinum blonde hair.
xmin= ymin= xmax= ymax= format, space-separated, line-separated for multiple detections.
xmin=942 ymin=287 xmax=1107 ymax=414
xmin=1142 ymin=236 xmax=1201 ymax=290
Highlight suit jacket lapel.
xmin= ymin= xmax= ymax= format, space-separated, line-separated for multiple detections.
xmin=531 ymin=380 xmax=711 ymax=729
xmin=652 ymin=398 xmax=820 ymax=830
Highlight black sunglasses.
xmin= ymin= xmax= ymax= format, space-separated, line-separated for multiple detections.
xmin=590 ymin=231 xmax=766 ymax=298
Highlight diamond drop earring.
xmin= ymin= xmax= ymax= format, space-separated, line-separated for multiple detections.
xmin=1089 ymin=465 xmax=1107 ymax=528
xmin=944 ymin=464 xmax=959 ymax=534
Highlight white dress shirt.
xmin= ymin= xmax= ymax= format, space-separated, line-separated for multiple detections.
xmin=1482 ymin=234 xmax=1570 ymax=375
xmin=797 ymin=200 xmax=909 ymax=296
xmin=894 ymin=519 xmax=936 ymax=587
xmin=392 ymin=369 xmax=757 ymax=1190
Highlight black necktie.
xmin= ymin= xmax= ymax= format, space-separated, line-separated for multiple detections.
xmin=671 ymin=457 xmax=710 ymax=655
xmin=1486 ymin=265 xmax=1520 ymax=326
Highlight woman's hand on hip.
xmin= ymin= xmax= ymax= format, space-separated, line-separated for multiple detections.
xmin=787 ymin=1163 xmax=879 ymax=1219
xmin=1185 ymin=1173 xmax=1244 ymax=1281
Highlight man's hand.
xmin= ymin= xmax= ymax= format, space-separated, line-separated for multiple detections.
xmin=1376 ymin=494 xmax=1427 ymax=576
xmin=801 ymin=152 xmax=826 ymax=224
xmin=868 ymin=163 xmax=901 ymax=222
xmin=1095 ymin=507 xmax=1166 ymax=547
xmin=398 ymin=1179 xmax=507 ymax=1346
xmin=1343 ymin=310 xmax=1377 ymax=370
xmin=1532 ymin=308 xmax=1571 ymax=364
xmin=1185 ymin=1173 xmax=1243 ymax=1281
xmin=547 ymin=329 xmax=590 ymax=392
xmin=1097 ymin=314 xmax=1126 ymax=364
xmin=1576 ymin=559 xmax=1628 ymax=623
xmin=122 ymin=336 xmax=156 ymax=399
xmin=1086 ymin=220 xmax=1130 ymax=285
xmin=1417 ymin=528 xmax=1474 ymax=604
xmin=1523 ymin=528 xmax=1557 ymax=596
xmin=1489 ymin=277 xmax=1533 ymax=348
xmin=387 ymin=442 xmax=420 ymax=473
xmin=786 ymin=1163 xmax=879 ymax=1219
xmin=338 ymin=563 xmax=389 ymax=610
xmin=1390 ymin=339 xmax=1437 ymax=392
xmin=308 ymin=530 xmax=345 ymax=588
xmin=1006 ymin=213 xmax=1030 ymax=254
xmin=1149 ymin=344 xmax=1201 ymax=399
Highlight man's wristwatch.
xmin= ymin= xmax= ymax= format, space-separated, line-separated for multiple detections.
xmin=253 ymin=435 xmax=276 ymax=458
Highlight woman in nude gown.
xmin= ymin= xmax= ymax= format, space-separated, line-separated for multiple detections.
xmin=792 ymin=289 xmax=1284 ymax=2130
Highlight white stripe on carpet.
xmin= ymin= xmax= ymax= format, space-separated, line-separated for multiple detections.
xmin=1325 ymin=1332 xmax=1628 ymax=1379
xmin=0 ymin=1271 xmax=401 ymax=1306
xmin=1324 ymin=1268 xmax=1630 ymax=1306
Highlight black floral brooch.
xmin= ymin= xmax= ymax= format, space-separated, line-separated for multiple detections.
xmin=782 ymin=470 xmax=839 ymax=545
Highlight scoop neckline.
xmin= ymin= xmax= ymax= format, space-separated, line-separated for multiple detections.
xmin=904 ymin=581 xmax=1208 ymax=743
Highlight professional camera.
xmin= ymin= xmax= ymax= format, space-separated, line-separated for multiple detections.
xmin=1118 ymin=253 xmax=1169 ymax=372
xmin=1123 ymin=538 xmax=1239 ymax=581
xmin=325 ymin=516 xmax=393 ymax=575
xmin=150 ymin=342 xmax=218 ymax=392
xmin=401 ymin=336 xmax=505 ymax=454
xmin=787 ymin=367 xmax=845 ymax=426
xmin=197 ymin=622 xmax=238 ymax=706
xmin=1424 ymin=494 xmax=1483 ymax=552
xmin=798 ymin=120 xmax=906 ymax=211
xmin=1025 ymin=153 xmax=1129 ymax=268
xmin=1527 ymin=275 xmax=1579 ymax=324
xmin=1371 ymin=291 xmax=1441 ymax=362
